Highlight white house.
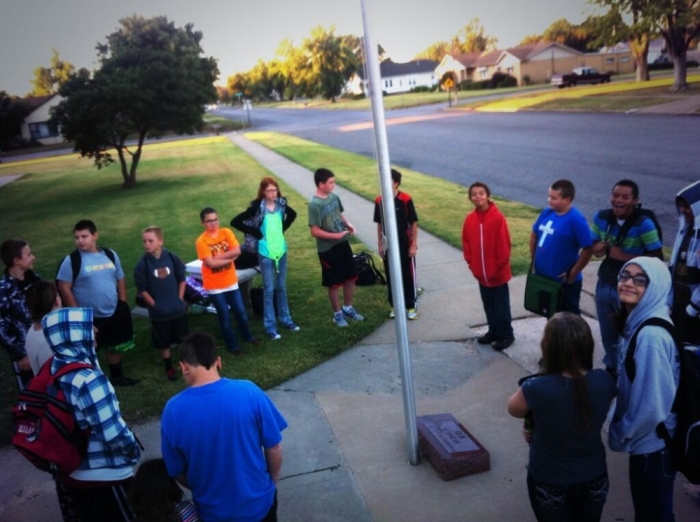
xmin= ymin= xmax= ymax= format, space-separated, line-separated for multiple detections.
xmin=20 ymin=94 xmax=64 ymax=145
xmin=347 ymin=59 xmax=439 ymax=95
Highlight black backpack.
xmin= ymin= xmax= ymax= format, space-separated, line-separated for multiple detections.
xmin=353 ymin=252 xmax=386 ymax=286
xmin=57 ymin=248 xmax=117 ymax=283
xmin=600 ymin=204 xmax=663 ymax=249
xmin=624 ymin=317 xmax=700 ymax=484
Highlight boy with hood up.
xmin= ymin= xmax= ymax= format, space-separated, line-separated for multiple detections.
xmin=43 ymin=307 xmax=141 ymax=522
xmin=609 ymin=256 xmax=680 ymax=521
xmin=668 ymin=180 xmax=700 ymax=346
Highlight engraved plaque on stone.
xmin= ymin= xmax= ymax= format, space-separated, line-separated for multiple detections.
xmin=424 ymin=420 xmax=479 ymax=456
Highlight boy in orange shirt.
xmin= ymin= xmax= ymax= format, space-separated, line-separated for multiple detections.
xmin=196 ymin=207 xmax=258 ymax=354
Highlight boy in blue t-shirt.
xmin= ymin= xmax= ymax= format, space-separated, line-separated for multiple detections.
xmin=530 ymin=179 xmax=593 ymax=314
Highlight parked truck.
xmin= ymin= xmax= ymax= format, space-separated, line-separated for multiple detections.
xmin=551 ymin=67 xmax=612 ymax=88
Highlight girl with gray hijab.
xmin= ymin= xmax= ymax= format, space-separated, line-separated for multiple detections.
xmin=609 ymin=256 xmax=680 ymax=522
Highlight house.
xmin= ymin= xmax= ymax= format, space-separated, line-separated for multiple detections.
xmin=434 ymin=42 xmax=635 ymax=86
xmin=20 ymin=94 xmax=63 ymax=145
xmin=346 ymin=59 xmax=439 ymax=95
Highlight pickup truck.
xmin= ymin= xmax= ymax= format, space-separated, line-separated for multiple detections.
xmin=551 ymin=67 xmax=612 ymax=88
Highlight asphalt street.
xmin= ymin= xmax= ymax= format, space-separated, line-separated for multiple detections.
xmin=218 ymin=103 xmax=699 ymax=246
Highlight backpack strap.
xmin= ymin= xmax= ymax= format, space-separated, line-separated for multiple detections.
xmin=624 ymin=317 xmax=676 ymax=383
xmin=70 ymin=247 xmax=116 ymax=283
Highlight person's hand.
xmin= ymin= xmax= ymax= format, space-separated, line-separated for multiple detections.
xmin=409 ymin=244 xmax=417 ymax=258
xmin=378 ymin=243 xmax=385 ymax=257
xmin=521 ymin=423 xmax=532 ymax=444
xmin=608 ymin=245 xmax=625 ymax=261
xmin=18 ymin=356 xmax=31 ymax=372
xmin=592 ymin=241 xmax=608 ymax=257
xmin=345 ymin=222 xmax=356 ymax=235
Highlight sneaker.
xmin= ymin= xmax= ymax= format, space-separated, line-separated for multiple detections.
xmin=110 ymin=376 xmax=141 ymax=387
xmin=267 ymin=331 xmax=281 ymax=341
xmin=334 ymin=312 xmax=349 ymax=327
xmin=407 ymin=308 xmax=418 ymax=320
xmin=389 ymin=309 xmax=395 ymax=319
xmin=342 ymin=306 xmax=364 ymax=321
xmin=492 ymin=337 xmax=515 ymax=351
xmin=477 ymin=332 xmax=496 ymax=345
xmin=165 ymin=368 xmax=178 ymax=382
xmin=246 ymin=337 xmax=260 ymax=346
xmin=282 ymin=323 xmax=300 ymax=332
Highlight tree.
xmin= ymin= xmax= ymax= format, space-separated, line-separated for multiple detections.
xmin=591 ymin=0 xmax=700 ymax=87
xmin=51 ymin=16 xmax=218 ymax=187
xmin=458 ymin=18 xmax=498 ymax=52
xmin=657 ymin=0 xmax=700 ymax=90
xmin=541 ymin=18 xmax=595 ymax=52
xmin=216 ymin=85 xmax=231 ymax=104
xmin=0 ymin=91 xmax=31 ymax=149
xmin=415 ymin=41 xmax=452 ymax=61
xmin=30 ymin=49 xmax=75 ymax=96
xmin=302 ymin=26 xmax=358 ymax=102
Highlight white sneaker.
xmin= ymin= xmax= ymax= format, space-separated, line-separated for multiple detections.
xmin=334 ymin=312 xmax=349 ymax=327
xmin=342 ymin=306 xmax=364 ymax=321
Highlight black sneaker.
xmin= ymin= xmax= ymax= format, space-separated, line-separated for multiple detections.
xmin=492 ymin=338 xmax=515 ymax=351
xmin=110 ymin=376 xmax=141 ymax=387
xmin=477 ymin=332 xmax=496 ymax=344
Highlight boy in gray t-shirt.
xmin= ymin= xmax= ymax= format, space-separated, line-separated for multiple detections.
xmin=57 ymin=219 xmax=139 ymax=386
xmin=308 ymin=168 xmax=364 ymax=327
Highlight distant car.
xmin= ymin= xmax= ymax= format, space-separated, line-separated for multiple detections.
xmin=551 ymin=67 xmax=612 ymax=88
xmin=204 ymin=104 xmax=218 ymax=111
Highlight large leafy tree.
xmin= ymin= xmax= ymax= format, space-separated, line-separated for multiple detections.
xmin=591 ymin=0 xmax=700 ymax=88
xmin=51 ymin=15 xmax=218 ymax=187
xmin=30 ymin=49 xmax=75 ymax=96
xmin=658 ymin=0 xmax=700 ymax=90
xmin=302 ymin=26 xmax=358 ymax=102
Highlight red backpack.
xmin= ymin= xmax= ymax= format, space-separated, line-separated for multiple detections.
xmin=12 ymin=357 xmax=92 ymax=476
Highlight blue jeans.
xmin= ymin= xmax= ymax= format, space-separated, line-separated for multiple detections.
xmin=527 ymin=473 xmax=609 ymax=522
xmin=260 ymin=254 xmax=293 ymax=333
xmin=479 ymin=282 xmax=513 ymax=339
xmin=595 ymin=280 xmax=621 ymax=370
xmin=562 ymin=279 xmax=583 ymax=315
xmin=208 ymin=289 xmax=252 ymax=351
xmin=629 ymin=449 xmax=676 ymax=522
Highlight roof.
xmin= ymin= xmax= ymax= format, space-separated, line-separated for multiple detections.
xmin=473 ymin=50 xmax=504 ymax=67
xmin=453 ymin=52 xmax=482 ymax=68
xmin=357 ymin=59 xmax=439 ymax=80
xmin=22 ymin=94 xmax=59 ymax=113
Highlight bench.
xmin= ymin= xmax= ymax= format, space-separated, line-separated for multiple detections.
xmin=185 ymin=259 xmax=260 ymax=313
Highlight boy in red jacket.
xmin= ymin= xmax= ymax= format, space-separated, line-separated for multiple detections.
xmin=462 ymin=182 xmax=514 ymax=350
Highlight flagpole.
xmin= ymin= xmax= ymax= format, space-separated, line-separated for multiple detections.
xmin=359 ymin=0 xmax=419 ymax=465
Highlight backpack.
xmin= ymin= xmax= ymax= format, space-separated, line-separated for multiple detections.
xmin=58 ymin=247 xmax=117 ymax=283
xmin=12 ymin=358 xmax=92 ymax=476
xmin=624 ymin=317 xmax=700 ymax=484
xmin=600 ymin=204 xmax=663 ymax=253
xmin=354 ymin=252 xmax=386 ymax=286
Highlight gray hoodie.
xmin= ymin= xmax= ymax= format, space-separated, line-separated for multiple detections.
xmin=609 ymin=256 xmax=680 ymax=455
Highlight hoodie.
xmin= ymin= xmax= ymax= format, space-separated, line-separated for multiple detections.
xmin=43 ymin=308 xmax=140 ymax=480
xmin=608 ymin=257 xmax=680 ymax=455
xmin=461 ymin=201 xmax=512 ymax=287
xmin=668 ymin=181 xmax=700 ymax=345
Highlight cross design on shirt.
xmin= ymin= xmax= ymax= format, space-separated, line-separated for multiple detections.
xmin=538 ymin=220 xmax=555 ymax=247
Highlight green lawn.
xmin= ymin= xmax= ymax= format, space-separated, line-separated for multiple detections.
xmin=245 ymin=131 xmax=541 ymax=276
xmin=0 ymin=137 xmax=388 ymax=442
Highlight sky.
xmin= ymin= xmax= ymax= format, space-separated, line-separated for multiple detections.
xmin=0 ymin=0 xmax=598 ymax=96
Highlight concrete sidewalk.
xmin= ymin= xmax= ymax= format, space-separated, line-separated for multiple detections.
xmin=1 ymin=133 xmax=698 ymax=521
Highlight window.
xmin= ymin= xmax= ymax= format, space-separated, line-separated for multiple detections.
xmin=28 ymin=122 xmax=59 ymax=139
xmin=479 ymin=68 xmax=488 ymax=79
xmin=605 ymin=57 xmax=615 ymax=64
xmin=506 ymin=66 xmax=513 ymax=74
xmin=621 ymin=56 xmax=630 ymax=63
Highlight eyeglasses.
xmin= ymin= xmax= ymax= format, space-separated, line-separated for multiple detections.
xmin=618 ymin=271 xmax=649 ymax=288
xmin=203 ymin=218 xmax=219 ymax=224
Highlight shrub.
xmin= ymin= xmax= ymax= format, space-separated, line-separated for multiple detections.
xmin=410 ymin=85 xmax=430 ymax=93
xmin=353 ymin=92 xmax=366 ymax=100
xmin=488 ymin=72 xmax=517 ymax=89
xmin=462 ymin=80 xmax=490 ymax=91
xmin=523 ymin=75 xmax=531 ymax=86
